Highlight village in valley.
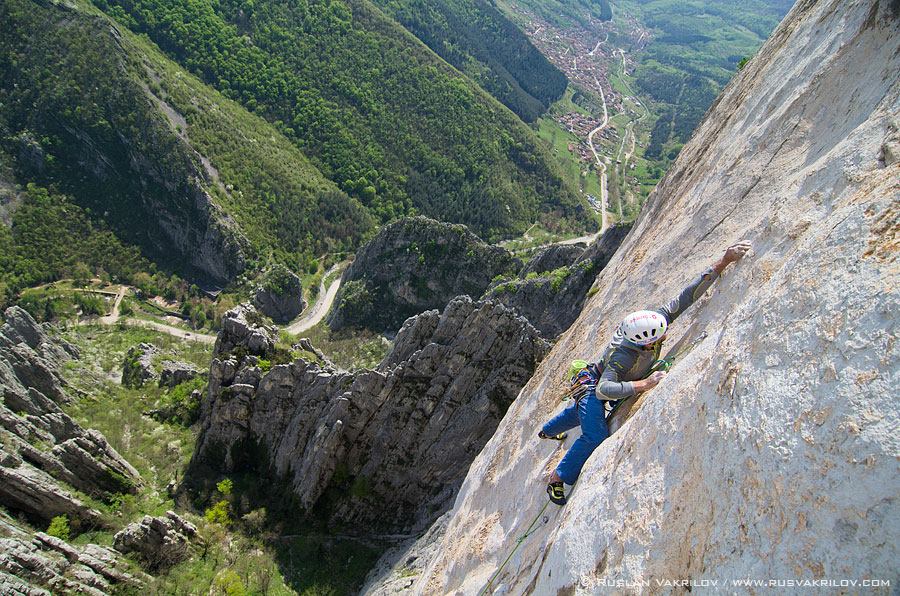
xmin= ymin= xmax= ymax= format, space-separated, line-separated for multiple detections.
xmin=500 ymin=2 xmax=656 ymax=222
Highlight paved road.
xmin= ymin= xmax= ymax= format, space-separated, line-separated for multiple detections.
xmin=284 ymin=263 xmax=344 ymax=335
xmin=587 ymin=80 xmax=610 ymax=233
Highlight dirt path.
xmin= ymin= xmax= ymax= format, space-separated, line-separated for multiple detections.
xmin=56 ymin=262 xmax=347 ymax=344
xmin=99 ymin=286 xmax=127 ymax=325
xmin=121 ymin=318 xmax=217 ymax=344
xmin=74 ymin=284 xmax=216 ymax=344
xmin=284 ymin=263 xmax=344 ymax=335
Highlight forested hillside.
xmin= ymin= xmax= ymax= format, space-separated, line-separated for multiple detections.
xmin=370 ymin=0 xmax=568 ymax=122
xmin=0 ymin=0 xmax=373 ymax=291
xmin=98 ymin=0 xmax=587 ymax=240
xmin=624 ymin=0 xmax=793 ymax=159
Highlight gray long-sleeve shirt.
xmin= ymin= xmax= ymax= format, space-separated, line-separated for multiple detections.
xmin=596 ymin=267 xmax=720 ymax=400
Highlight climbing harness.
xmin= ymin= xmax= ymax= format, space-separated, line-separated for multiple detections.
xmin=478 ymin=499 xmax=552 ymax=596
xmin=561 ymin=359 xmax=603 ymax=402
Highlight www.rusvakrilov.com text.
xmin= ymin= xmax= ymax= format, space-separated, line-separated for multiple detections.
xmin=588 ymin=578 xmax=892 ymax=589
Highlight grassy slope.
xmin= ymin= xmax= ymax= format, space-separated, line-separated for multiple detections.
xmin=126 ymin=27 xmax=375 ymax=269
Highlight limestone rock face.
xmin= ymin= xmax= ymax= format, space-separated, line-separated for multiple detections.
xmin=158 ymin=360 xmax=201 ymax=388
xmin=484 ymin=223 xmax=631 ymax=338
xmin=0 ymin=520 xmax=145 ymax=595
xmin=214 ymin=304 xmax=277 ymax=356
xmin=371 ymin=1 xmax=900 ymax=593
xmin=113 ymin=511 xmax=197 ymax=571
xmin=0 ymin=308 xmax=140 ymax=526
xmin=0 ymin=307 xmax=76 ymax=404
xmin=327 ymin=216 xmax=519 ymax=332
xmin=252 ymin=265 xmax=306 ymax=323
xmin=188 ymin=297 xmax=549 ymax=532
xmin=121 ymin=343 xmax=159 ymax=388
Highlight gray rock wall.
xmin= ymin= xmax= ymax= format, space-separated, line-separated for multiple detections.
xmin=188 ymin=298 xmax=549 ymax=532
xmin=0 ymin=308 xmax=141 ymax=525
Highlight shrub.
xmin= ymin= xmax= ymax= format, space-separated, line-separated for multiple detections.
xmin=74 ymin=292 xmax=105 ymax=316
xmin=205 ymin=500 xmax=231 ymax=525
xmin=212 ymin=569 xmax=246 ymax=596
xmin=46 ymin=515 xmax=70 ymax=540
xmin=549 ymin=266 xmax=571 ymax=292
xmin=216 ymin=478 xmax=233 ymax=496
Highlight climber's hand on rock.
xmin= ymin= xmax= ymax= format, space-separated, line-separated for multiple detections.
xmin=715 ymin=241 xmax=752 ymax=273
xmin=724 ymin=241 xmax=752 ymax=263
xmin=648 ymin=371 xmax=667 ymax=386
xmin=634 ymin=371 xmax=667 ymax=392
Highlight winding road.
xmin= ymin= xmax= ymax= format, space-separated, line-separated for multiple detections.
xmin=72 ymin=261 xmax=347 ymax=344
xmin=284 ymin=263 xmax=344 ymax=335
xmin=586 ymin=79 xmax=610 ymax=233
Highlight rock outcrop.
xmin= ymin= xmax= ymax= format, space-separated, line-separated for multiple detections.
xmin=121 ymin=342 xmax=159 ymax=388
xmin=519 ymin=243 xmax=585 ymax=277
xmin=158 ymin=360 xmax=201 ymax=388
xmin=113 ymin=511 xmax=197 ymax=571
xmin=0 ymin=307 xmax=140 ymax=526
xmin=215 ymin=304 xmax=277 ymax=356
xmin=368 ymin=1 xmax=900 ymax=592
xmin=483 ymin=223 xmax=631 ymax=338
xmin=188 ymin=299 xmax=549 ymax=532
xmin=0 ymin=306 xmax=77 ymax=404
xmin=252 ymin=264 xmax=306 ymax=323
xmin=327 ymin=216 xmax=519 ymax=332
xmin=0 ymin=513 xmax=145 ymax=595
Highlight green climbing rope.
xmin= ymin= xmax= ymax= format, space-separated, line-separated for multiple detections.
xmin=479 ymin=499 xmax=553 ymax=596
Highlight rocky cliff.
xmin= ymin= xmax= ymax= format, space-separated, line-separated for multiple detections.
xmin=252 ymin=264 xmax=306 ymax=323
xmin=0 ymin=308 xmax=141 ymax=521
xmin=0 ymin=307 xmax=147 ymax=593
xmin=188 ymin=299 xmax=549 ymax=533
xmin=328 ymin=217 xmax=519 ymax=332
xmin=484 ymin=224 xmax=631 ymax=338
xmin=367 ymin=0 xmax=900 ymax=592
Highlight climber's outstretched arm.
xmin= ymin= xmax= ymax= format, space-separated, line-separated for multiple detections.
xmin=656 ymin=241 xmax=752 ymax=324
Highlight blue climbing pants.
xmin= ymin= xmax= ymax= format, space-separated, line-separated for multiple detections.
xmin=541 ymin=393 xmax=609 ymax=485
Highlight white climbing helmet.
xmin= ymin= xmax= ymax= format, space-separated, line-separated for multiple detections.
xmin=621 ymin=310 xmax=667 ymax=346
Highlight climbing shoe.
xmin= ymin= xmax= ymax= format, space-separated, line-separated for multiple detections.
xmin=547 ymin=481 xmax=567 ymax=506
xmin=538 ymin=431 xmax=568 ymax=441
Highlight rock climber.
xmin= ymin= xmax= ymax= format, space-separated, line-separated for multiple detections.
xmin=540 ymin=241 xmax=752 ymax=505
